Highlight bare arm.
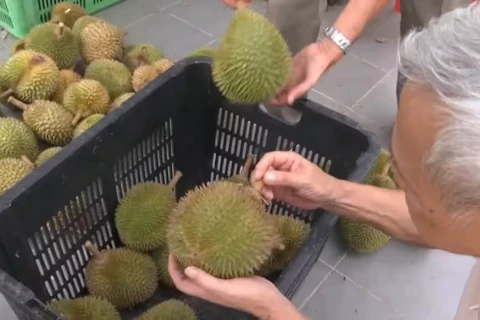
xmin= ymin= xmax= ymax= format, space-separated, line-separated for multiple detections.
xmin=318 ymin=0 xmax=393 ymax=67
xmin=326 ymin=180 xmax=425 ymax=245
xmin=261 ymin=294 xmax=310 ymax=320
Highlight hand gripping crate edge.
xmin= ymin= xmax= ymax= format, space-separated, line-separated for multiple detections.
xmin=0 ymin=58 xmax=381 ymax=320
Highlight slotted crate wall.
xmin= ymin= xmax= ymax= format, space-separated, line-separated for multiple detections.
xmin=0 ymin=0 xmax=123 ymax=38
xmin=0 ymin=59 xmax=380 ymax=320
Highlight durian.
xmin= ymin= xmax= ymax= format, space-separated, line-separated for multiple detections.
xmin=109 ymin=92 xmax=134 ymax=112
xmin=212 ymin=8 xmax=292 ymax=104
xmin=0 ymin=158 xmax=34 ymax=195
xmin=80 ymin=21 xmax=125 ymax=64
xmin=52 ymin=69 xmax=82 ymax=104
xmin=260 ymin=215 xmax=310 ymax=274
xmin=25 ymin=22 xmax=80 ymax=69
xmin=8 ymin=97 xmax=74 ymax=146
xmin=151 ymin=246 xmax=174 ymax=287
xmin=72 ymin=16 xmax=103 ymax=36
xmin=132 ymin=64 xmax=161 ymax=92
xmin=188 ymin=47 xmax=216 ymax=59
xmin=11 ymin=39 xmax=26 ymax=56
xmin=85 ymin=59 xmax=133 ymax=100
xmin=73 ymin=114 xmax=105 ymax=138
xmin=135 ymin=299 xmax=197 ymax=320
xmin=0 ymin=117 xmax=39 ymax=161
xmin=123 ymin=44 xmax=163 ymax=71
xmin=115 ymin=172 xmax=182 ymax=252
xmin=168 ymin=179 xmax=283 ymax=279
xmin=0 ymin=50 xmax=60 ymax=103
xmin=63 ymin=79 xmax=110 ymax=123
xmin=50 ymin=3 xmax=88 ymax=28
xmin=85 ymin=241 xmax=158 ymax=310
xmin=339 ymin=149 xmax=396 ymax=253
xmin=47 ymin=296 xmax=120 ymax=320
xmin=35 ymin=147 xmax=62 ymax=166
xmin=153 ymin=58 xmax=175 ymax=74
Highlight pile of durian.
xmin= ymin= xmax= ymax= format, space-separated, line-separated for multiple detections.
xmin=47 ymin=155 xmax=312 ymax=319
xmin=0 ymin=3 xmax=181 ymax=197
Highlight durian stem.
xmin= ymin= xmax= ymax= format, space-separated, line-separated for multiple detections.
xmin=65 ymin=8 xmax=72 ymax=15
xmin=7 ymin=96 xmax=28 ymax=111
xmin=168 ymin=171 xmax=183 ymax=189
xmin=85 ymin=241 xmax=103 ymax=261
xmin=72 ymin=112 xmax=82 ymax=126
xmin=239 ymin=154 xmax=254 ymax=179
xmin=381 ymin=162 xmax=391 ymax=177
xmin=21 ymin=155 xmax=35 ymax=169
xmin=0 ymin=89 xmax=13 ymax=101
xmin=56 ymin=22 xmax=65 ymax=37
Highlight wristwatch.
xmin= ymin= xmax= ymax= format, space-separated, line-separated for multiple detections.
xmin=323 ymin=26 xmax=351 ymax=54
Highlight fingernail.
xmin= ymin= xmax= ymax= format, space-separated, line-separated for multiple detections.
xmin=184 ymin=267 xmax=198 ymax=279
xmin=265 ymin=172 xmax=275 ymax=182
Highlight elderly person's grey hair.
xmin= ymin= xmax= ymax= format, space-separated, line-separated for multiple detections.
xmin=398 ymin=2 xmax=480 ymax=215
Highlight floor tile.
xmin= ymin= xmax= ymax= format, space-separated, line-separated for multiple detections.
xmin=312 ymin=54 xmax=386 ymax=108
xmin=301 ymin=269 xmax=405 ymax=319
xmin=124 ymin=13 xmax=214 ymax=61
xmin=336 ymin=240 xmax=477 ymax=320
xmin=291 ymin=261 xmax=332 ymax=308
xmin=164 ymin=0 xmax=234 ymax=38
xmin=352 ymin=69 xmax=398 ymax=149
xmin=318 ymin=227 xmax=348 ymax=268
xmin=0 ymin=294 xmax=18 ymax=320
xmin=94 ymin=0 xmax=160 ymax=27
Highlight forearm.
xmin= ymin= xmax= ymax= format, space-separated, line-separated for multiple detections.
xmin=326 ymin=180 xmax=424 ymax=245
xmin=260 ymin=294 xmax=309 ymax=320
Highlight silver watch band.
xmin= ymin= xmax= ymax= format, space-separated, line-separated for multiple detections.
xmin=323 ymin=26 xmax=351 ymax=54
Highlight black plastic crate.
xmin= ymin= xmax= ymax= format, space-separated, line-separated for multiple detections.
xmin=0 ymin=58 xmax=380 ymax=320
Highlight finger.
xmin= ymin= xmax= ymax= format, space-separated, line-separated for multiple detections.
xmin=184 ymin=266 xmax=225 ymax=292
xmin=252 ymin=151 xmax=296 ymax=181
xmin=263 ymin=170 xmax=304 ymax=189
xmin=286 ymin=78 xmax=316 ymax=105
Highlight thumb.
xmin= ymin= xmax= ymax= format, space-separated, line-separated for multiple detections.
xmin=264 ymin=171 xmax=304 ymax=189
xmin=286 ymin=78 xmax=316 ymax=105
xmin=184 ymin=266 xmax=223 ymax=290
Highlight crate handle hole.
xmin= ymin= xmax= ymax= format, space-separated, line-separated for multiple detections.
xmin=258 ymin=103 xmax=302 ymax=126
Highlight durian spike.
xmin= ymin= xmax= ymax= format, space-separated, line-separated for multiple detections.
xmin=0 ymin=89 xmax=14 ymax=100
xmin=7 ymin=96 xmax=28 ymax=111
xmin=72 ymin=112 xmax=82 ymax=126
xmin=56 ymin=22 xmax=65 ymax=38
xmin=21 ymin=155 xmax=36 ymax=169
xmin=168 ymin=171 xmax=183 ymax=189
xmin=85 ymin=241 xmax=105 ymax=262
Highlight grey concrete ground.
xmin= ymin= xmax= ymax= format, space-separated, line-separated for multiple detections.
xmin=0 ymin=0 xmax=476 ymax=319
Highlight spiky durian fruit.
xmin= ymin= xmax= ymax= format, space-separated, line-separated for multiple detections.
xmin=52 ymin=69 xmax=82 ymax=104
xmin=0 ymin=158 xmax=34 ymax=195
xmin=50 ymin=3 xmax=88 ymax=28
xmin=63 ymin=79 xmax=110 ymax=123
xmin=151 ymin=246 xmax=174 ymax=287
xmin=35 ymin=147 xmax=62 ymax=167
xmin=153 ymin=58 xmax=175 ymax=74
xmin=8 ymin=97 xmax=74 ymax=146
xmin=84 ymin=59 xmax=132 ymax=100
xmin=132 ymin=64 xmax=161 ymax=92
xmin=25 ymin=22 xmax=80 ymax=69
xmin=339 ymin=148 xmax=397 ymax=254
xmin=73 ymin=114 xmax=105 ymax=138
xmin=47 ymin=296 xmax=120 ymax=320
xmin=260 ymin=215 xmax=310 ymax=274
xmin=85 ymin=241 xmax=158 ymax=310
xmin=123 ymin=44 xmax=163 ymax=71
xmin=0 ymin=50 xmax=59 ymax=103
xmin=212 ymin=8 xmax=292 ymax=104
xmin=168 ymin=180 xmax=283 ymax=279
xmin=188 ymin=47 xmax=217 ymax=59
xmin=135 ymin=300 xmax=197 ymax=320
xmin=115 ymin=172 xmax=182 ymax=252
xmin=72 ymin=15 xmax=103 ymax=36
xmin=11 ymin=39 xmax=26 ymax=56
xmin=80 ymin=21 xmax=125 ymax=64
xmin=109 ymin=92 xmax=134 ymax=112
xmin=0 ymin=117 xmax=39 ymax=161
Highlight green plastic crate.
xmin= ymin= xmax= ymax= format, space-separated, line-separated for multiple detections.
xmin=0 ymin=0 xmax=124 ymax=39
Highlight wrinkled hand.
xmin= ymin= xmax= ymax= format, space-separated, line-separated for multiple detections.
xmin=168 ymin=254 xmax=280 ymax=319
xmin=269 ymin=40 xmax=343 ymax=106
xmin=251 ymin=151 xmax=340 ymax=210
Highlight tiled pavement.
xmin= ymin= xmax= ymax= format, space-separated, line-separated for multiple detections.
xmin=0 ymin=0 xmax=476 ymax=319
